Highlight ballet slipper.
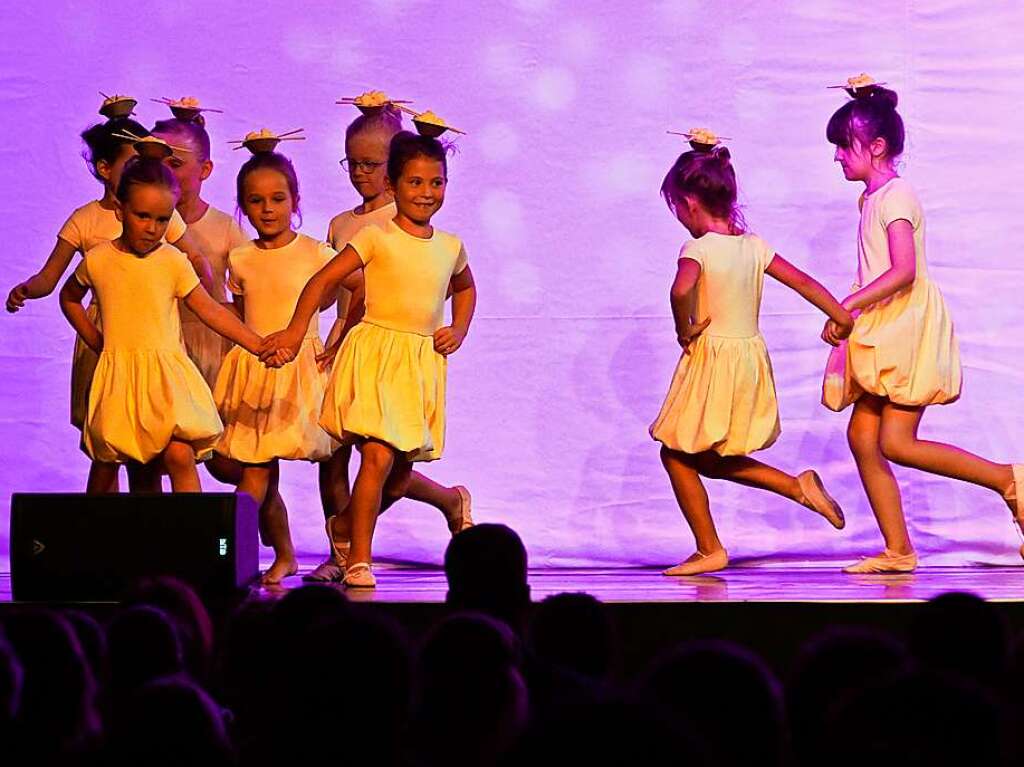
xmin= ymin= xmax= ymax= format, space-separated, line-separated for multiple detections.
xmin=302 ymin=557 xmax=346 ymax=583
xmin=447 ymin=485 xmax=474 ymax=535
xmin=663 ymin=548 xmax=728 ymax=576
xmin=842 ymin=549 xmax=917 ymax=574
xmin=343 ymin=562 xmax=377 ymax=589
xmin=1001 ymin=464 xmax=1024 ymax=560
xmin=324 ymin=516 xmax=351 ymax=570
xmin=797 ymin=470 xmax=846 ymax=529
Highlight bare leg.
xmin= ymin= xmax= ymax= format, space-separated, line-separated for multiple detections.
xmin=319 ymin=446 xmax=352 ymax=522
xmin=161 ymin=440 xmax=202 ymax=492
xmin=344 ymin=440 xmax=396 ymax=569
xmin=848 ymin=395 xmax=912 ymax=555
xmin=660 ymin=446 xmax=721 ymax=555
xmin=87 ymin=460 xmax=120 ymax=494
xmin=87 ymin=461 xmax=121 ymax=495
xmin=126 ymin=461 xmax=162 ymax=493
xmin=878 ymin=402 xmax=1013 ymax=492
xmin=239 ymin=460 xmax=296 ymax=584
xmin=694 ymin=451 xmax=802 ymax=501
xmin=401 ymin=471 xmax=462 ymax=524
xmin=205 ymin=453 xmax=243 ymax=485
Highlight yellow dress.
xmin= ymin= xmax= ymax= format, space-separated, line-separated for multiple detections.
xmin=650 ymin=233 xmax=781 ymax=456
xmin=213 ymin=233 xmax=337 ymax=464
xmin=179 ymin=206 xmax=248 ymax=388
xmin=321 ymin=220 xmax=468 ymax=462
xmin=58 ymin=200 xmax=187 ymax=429
xmin=822 ymin=178 xmax=961 ymax=411
xmin=324 ymin=202 xmax=396 ymax=348
xmin=73 ymin=241 xmax=222 ymax=463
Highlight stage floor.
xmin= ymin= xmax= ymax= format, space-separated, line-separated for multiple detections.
xmin=4 ymin=561 xmax=1020 ymax=604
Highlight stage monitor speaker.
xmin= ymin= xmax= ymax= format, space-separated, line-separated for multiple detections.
xmin=10 ymin=492 xmax=258 ymax=601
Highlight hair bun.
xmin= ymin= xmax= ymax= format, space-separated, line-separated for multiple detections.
xmin=710 ymin=145 xmax=731 ymax=162
xmin=857 ymin=85 xmax=898 ymax=109
xmin=191 ymin=113 xmax=206 ymax=127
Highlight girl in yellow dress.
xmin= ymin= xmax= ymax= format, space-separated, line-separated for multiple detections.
xmin=213 ymin=150 xmax=349 ymax=585
xmin=261 ymin=131 xmax=478 ymax=588
xmin=150 ymin=115 xmax=296 ymax=534
xmin=58 ymin=157 xmax=261 ymax=492
xmin=6 ymin=111 xmax=215 ymax=494
xmin=821 ymin=85 xmax=1024 ymax=572
xmin=651 ymin=139 xmax=854 ymax=576
xmin=304 ymin=107 xmax=472 ymax=583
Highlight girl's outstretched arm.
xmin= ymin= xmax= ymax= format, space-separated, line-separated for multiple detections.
xmin=58 ymin=274 xmax=102 ymax=353
xmin=184 ymin=285 xmax=263 ymax=355
xmin=7 ymin=238 xmax=80 ymax=313
xmin=434 ymin=265 xmax=476 ymax=356
xmin=841 ymin=219 xmax=916 ymax=311
xmin=259 ymin=245 xmax=364 ymax=364
xmin=670 ymin=258 xmax=710 ymax=353
xmin=766 ymin=254 xmax=854 ymax=344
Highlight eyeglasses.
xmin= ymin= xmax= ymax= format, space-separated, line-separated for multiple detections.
xmin=339 ymin=158 xmax=386 ymax=173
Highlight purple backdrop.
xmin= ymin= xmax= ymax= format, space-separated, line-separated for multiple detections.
xmin=3 ymin=1 xmax=1024 ymax=569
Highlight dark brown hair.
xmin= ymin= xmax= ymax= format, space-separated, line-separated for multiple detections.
xmin=660 ymin=146 xmax=745 ymax=232
xmin=826 ymin=86 xmax=904 ymax=159
xmin=386 ymin=131 xmax=448 ymax=185
xmin=235 ymin=151 xmax=301 ymax=224
xmin=115 ymin=156 xmax=180 ymax=203
xmin=80 ymin=117 xmax=148 ymax=182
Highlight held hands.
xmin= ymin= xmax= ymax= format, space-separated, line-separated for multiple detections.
xmin=677 ymin=317 xmax=711 ymax=355
xmin=258 ymin=329 xmax=301 ymax=369
xmin=821 ymin=299 xmax=857 ymax=347
xmin=6 ymin=283 xmax=30 ymax=313
xmin=434 ymin=325 xmax=467 ymax=356
xmin=315 ymin=341 xmax=340 ymax=372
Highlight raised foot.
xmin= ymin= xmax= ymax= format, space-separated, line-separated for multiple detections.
xmin=447 ymin=485 xmax=474 ymax=535
xmin=663 ymin=548 xmax=728 ymax=576
xmin=797 ymin=470 xmax=845 ymax=529
xmin=842 ymin=549 xmax=917 ymax=574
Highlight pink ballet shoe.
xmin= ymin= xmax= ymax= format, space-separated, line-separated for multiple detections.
xmin=260 ymin=559 xmax=299 ymax=586
xmin=447 ymin=485 xmax=474 ymax=536
xmin=324 ymin=516 xmax=351 ymax=575
xmin=843 ymin=549 xmax=917 ymax=574
xmin=663 ymin=548 xmax=728 ymax=576
xmin=343 ymin=562 xmax=376 ymax=589
xmin=797 ymin=470 xmax=845 ymax=529
xmin=1002 ymin=464 xmax=1024 ymax=560
xmin=302 ymin=557 xmax=346 ymax=583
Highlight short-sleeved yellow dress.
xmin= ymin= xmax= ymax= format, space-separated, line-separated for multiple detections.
xmin=650 ymin=232 xmax=781 ymax=456
xmin=58 ymin=200 xmax=188 ymax=429
xmin=213 ymin=233 xmax=338 ymax=464
xmin=822 ymin=177 xmax=961 ymax=411
xmin=73 ymin=240 xmax=222 ymax=463
xmin=320 ymin=220 xmax=469 ymax=463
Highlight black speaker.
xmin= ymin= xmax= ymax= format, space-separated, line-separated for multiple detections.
xmin=10 ymin=492 xmax=259 ymax=601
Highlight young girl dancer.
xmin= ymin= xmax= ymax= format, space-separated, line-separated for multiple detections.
xmin=651 ymin=138 xmax=854 ymax=576
xmin=6 ymin=112 xmax=214 ymax=493
xmin=58 ymin=157 xmax=260 ymax=490
xmin=261 ymin=131 xmax=478 ymax=587
xmin=305 ymin=107 xmax=472 ymax=583
xmin=213 ymin=150 xmax=343 ymax=585
xmin=822 ymin=84 xmax=1023 ymax=572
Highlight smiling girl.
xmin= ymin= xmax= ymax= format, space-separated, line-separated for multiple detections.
xmin=260 ymin=131 xmax=478 ymax=588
